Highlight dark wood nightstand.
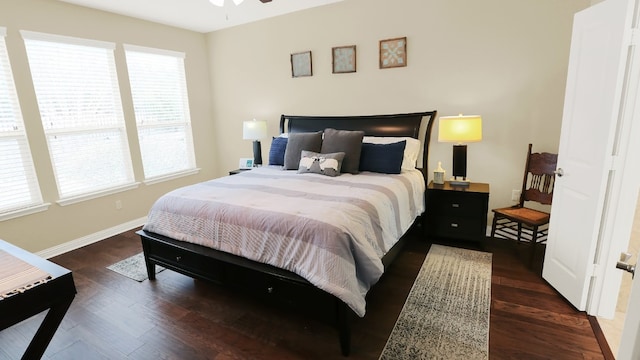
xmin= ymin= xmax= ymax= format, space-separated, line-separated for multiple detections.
xmin=426 ymin=181 xmax=490 ymax=242
xmin=229 ymin=169 xmax=251 ymax=175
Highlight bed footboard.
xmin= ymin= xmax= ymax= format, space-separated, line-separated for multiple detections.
xmin=137 ymin=229 xmax=354 ymax=356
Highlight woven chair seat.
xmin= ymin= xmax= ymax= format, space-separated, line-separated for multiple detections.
xmin=493 ymin=206 xmax=550 ymax=226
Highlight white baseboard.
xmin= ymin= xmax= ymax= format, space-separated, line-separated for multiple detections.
xmin=36 ymin=217 xmax=147 ymax=259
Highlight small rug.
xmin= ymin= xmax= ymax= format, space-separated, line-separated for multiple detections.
xmin=379 ymin=244 xmax=492 ymax=360
xmin=107 ymin=252 xmax=165 ymax=282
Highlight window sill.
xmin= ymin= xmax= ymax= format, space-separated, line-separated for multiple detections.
xmin=143 ymin=168 xmax=200 ymax=185
xmin=0 ymin=203 xmax=51 ymax=222
xmin=57 ymin=182 xmax=140 ymax=206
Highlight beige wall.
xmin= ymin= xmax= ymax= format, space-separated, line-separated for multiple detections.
xmin=0 ymin=0 xmax=591 ymax=253
xmin=208 ymin=0 xmax=591 ymax=218
xmin=0 ymin=0 xmax=216 ymax=252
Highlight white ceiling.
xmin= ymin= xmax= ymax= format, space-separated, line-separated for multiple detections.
xmin=57 ymin=0 xmax=343 ymax=33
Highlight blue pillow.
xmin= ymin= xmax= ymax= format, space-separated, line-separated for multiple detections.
xmin=269 ymin=136 xmax=288 ymax=166
xmin=359 ymin=140 xmax=406 ymax=174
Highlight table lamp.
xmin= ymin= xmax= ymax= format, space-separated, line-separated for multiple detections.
xmin=243 ymin=119 xmax=267 ymax=166
xmin=438 ymin=114 xmax=482 ymax=186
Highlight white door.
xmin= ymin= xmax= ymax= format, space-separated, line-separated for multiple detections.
xmin=542 ymin=0 xmax=634 ymax=310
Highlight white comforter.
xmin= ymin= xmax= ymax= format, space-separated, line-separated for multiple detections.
xmin=143 ymin=167 xmax=425 ymax=316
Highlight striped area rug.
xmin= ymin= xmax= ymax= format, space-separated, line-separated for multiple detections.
xmin=379 ymin=244 xmax=492 ymax=360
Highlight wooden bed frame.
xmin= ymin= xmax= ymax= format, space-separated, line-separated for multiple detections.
xmin=137 ymin=111 xmax=437 ymax=356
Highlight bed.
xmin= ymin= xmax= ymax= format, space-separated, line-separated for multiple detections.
xmin=137 ymin=111 xmax=437 ymax=356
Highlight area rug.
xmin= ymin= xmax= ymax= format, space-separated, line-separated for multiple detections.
xmin=107 ymin=252 xmax=165 ymax=282
xmin=379 ymin=244 xmax=492 ymax=360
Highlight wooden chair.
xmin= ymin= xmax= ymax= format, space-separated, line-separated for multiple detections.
xmin=491 ymin=144 xmax=558 ymax=266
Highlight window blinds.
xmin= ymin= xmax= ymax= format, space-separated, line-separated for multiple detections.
xmin=0 ymin=28 xmax=46 ymax=218
xmin=21 ymin=31 xmax=135 ymax=201
xmin=124 ymin=44 xmax=196 ymax=180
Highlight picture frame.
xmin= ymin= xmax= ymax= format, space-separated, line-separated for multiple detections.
xmin=291 ymin=51 xmax=312 ymax=77
xmin=332 ymin=45 xmax=356 ymax=74
xmin=239 ymin=157 xmax=254 ymax=169
xmin=379 ymin=37 xmax=407 ymax=69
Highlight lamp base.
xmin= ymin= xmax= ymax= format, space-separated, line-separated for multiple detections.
xmin=452 ymin=144 xmax=468 ymax=179
xmin=449 ymin=178 xmax=471 ymax=186
xmin=252 ymin=140 xmax=263 ymax=166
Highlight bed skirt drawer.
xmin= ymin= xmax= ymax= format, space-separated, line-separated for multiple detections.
xmin=141 ymin=233 xmax=334 ymax=316
xmin=225 ymin=265 xmax=333 ymax=311
xmin=145 ymin=240 xmax=225 ymax=283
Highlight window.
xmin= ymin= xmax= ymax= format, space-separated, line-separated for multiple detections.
xmin=124 ymin=45 xmax=197 ymax=181
xmin=21 ymin=31 xmax=136 ymax=204
xmin=0 ymin=27 xmax=47 ymax=220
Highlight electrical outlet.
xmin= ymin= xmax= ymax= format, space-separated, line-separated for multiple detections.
xmin=115 ymin=200 xmax=122 ymax=210
xmin=511 ymin=190 xmax=521 ymax=202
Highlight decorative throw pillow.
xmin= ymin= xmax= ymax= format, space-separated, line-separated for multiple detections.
xmin=268 ymin=136 xmax=288 ymax=166
xmin=283 ymin=131 xmax=323 ymax=170
xmin=297 ymin=151 xmax=345 ymax=177
xmin=359 ymin=140 xmax=406 ymax=174
xmin=320 ymin=128 xmax=365 ymax=174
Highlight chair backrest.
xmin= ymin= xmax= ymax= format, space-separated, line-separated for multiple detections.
xmin=519 ymin=144 xmax=558 ymax=206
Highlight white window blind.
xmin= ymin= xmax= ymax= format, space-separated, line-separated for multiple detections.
xmin=0 ymin=27 xmax=47 ymax=219
xmin=124 ymin=44 xmax=196 ymax=180
xmin=21 ymin=31 xmax=135 ymax=202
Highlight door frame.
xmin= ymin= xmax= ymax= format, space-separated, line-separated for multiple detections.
xmin=619 ymin=241 xmax=640 ymax=358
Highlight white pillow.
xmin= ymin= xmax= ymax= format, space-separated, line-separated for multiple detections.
xmin=362 ymin=136 xmax=421 ymax=171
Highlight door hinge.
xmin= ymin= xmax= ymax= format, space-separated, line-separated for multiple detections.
xmin=605 ymin=155 xmax=620 ymax=171
xmin=591 ymin=263 xmax=601 ymax=278
xmin=609 ymin=155 xmax=621 ymax=171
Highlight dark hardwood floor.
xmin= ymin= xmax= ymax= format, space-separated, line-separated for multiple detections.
xmin=0 ymin=227 xmax=605 ymax=359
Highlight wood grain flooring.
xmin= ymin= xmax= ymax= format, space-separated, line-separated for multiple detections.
xmin=0 ymin=227 xmax=605 ymax=359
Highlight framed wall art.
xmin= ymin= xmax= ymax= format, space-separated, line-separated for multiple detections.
xmin=291 ymin=51 xmax=312 ymax=77
xmin=379 ymin=37 xmax=407 ymax=69
xmin=332 ymin=45 xmax=356 ymax=74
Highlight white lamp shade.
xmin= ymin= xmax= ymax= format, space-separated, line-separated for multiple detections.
xmin=438 ymin=115 xmax=483 ymax=143
xmin=243 ymin=119 xmax=267 ymax=140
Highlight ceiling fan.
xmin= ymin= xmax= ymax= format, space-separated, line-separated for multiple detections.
xmin=209 ymin=0 xmax=271 ymax=6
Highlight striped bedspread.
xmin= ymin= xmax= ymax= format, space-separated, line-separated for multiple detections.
xmin=143 ymin=167 xmax=425 ymax=316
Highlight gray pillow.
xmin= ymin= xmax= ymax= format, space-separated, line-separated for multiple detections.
xmin=321 ymin=128 xmax=365 ymax=174
xmin=297 ymin=151 xmax=345 ymax=177
xmin=283 ymin=131 xmax=323 ymax=170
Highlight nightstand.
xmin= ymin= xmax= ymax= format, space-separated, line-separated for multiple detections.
xmin=426 ymin=181 xmax=490 ymax=242
xmin=229 ymin=168 xmax=251 ymax=175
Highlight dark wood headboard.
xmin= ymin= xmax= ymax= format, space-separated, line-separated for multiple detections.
xmin=279 ymin=111 xmax=438 ymax=179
